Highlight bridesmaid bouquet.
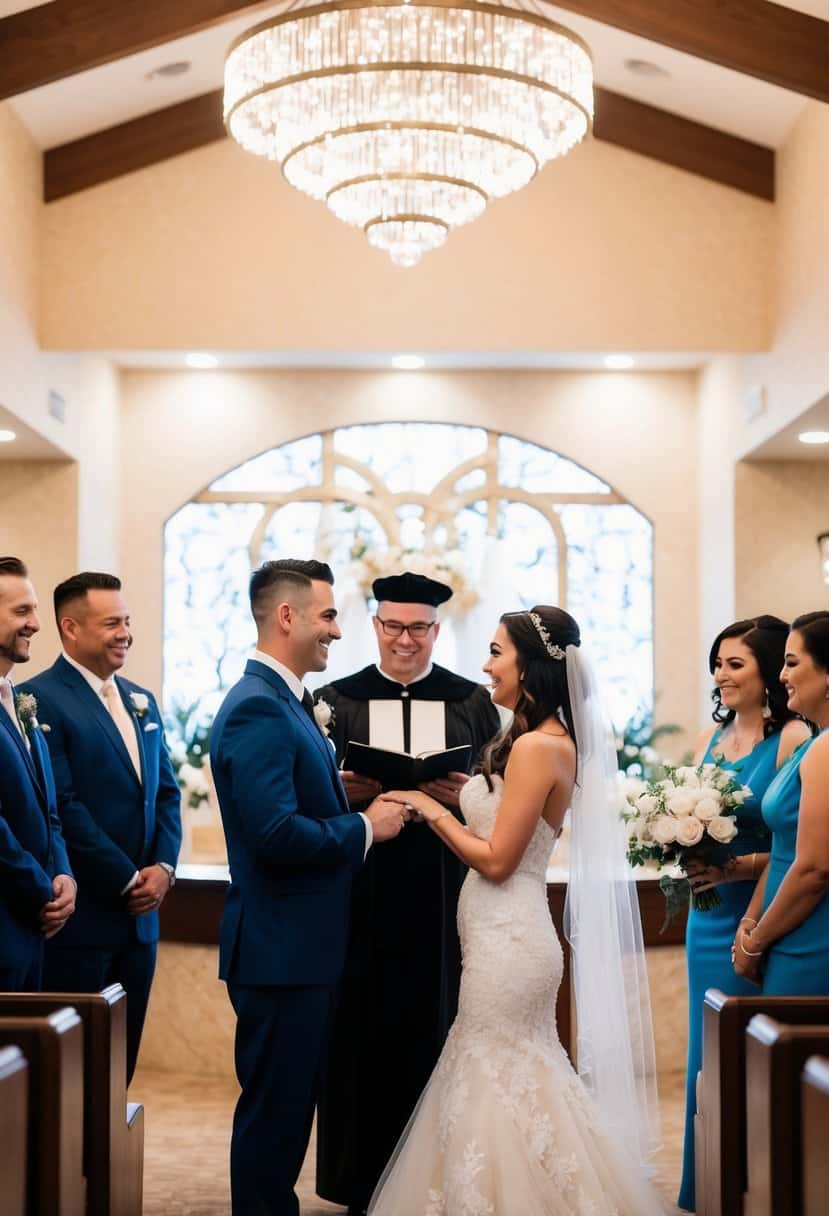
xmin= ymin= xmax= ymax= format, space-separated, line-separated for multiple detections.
xmin=621 ymin=762 xmax=752 ymax=927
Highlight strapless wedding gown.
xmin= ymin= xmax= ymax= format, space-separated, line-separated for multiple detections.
xmin=368 ymin=774 xmax=664 ymax=1216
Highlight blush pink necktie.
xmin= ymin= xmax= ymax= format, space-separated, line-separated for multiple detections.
xmin=101 ymin=680 xmax=142 ymax=780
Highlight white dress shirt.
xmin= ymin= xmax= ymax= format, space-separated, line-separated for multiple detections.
xmin=252 ymin=651 xmax=372 ymax=854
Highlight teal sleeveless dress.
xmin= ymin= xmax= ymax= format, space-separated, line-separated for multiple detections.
xmin=678 ymin=729 xmax=778 ymax=1211
xmin=761 ymin=731 xmax=829 ymax=996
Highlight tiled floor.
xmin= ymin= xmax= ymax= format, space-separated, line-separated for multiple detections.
xmin=132 ymin=1067 xmax=686 ymax=1215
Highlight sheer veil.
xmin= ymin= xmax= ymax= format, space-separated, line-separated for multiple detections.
xmin=564 ymin=643 xmax=662 ymax=1166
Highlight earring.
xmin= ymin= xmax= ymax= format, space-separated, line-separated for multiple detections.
xmin=761 ymin=689 xmax=772 ymax=720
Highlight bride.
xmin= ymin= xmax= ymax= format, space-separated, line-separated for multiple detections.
xmin=371 ymin=606 xmax=665 ymax=1215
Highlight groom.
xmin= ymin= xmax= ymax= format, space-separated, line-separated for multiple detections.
xmin=210 ymin=558 xmax=408 ymax=1216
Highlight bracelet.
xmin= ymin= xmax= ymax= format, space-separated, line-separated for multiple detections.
xmin=740 ymin=930 xmax=765 ymax=958
xmin=432 ymin=810 xmax=453 ymax=824
xmin=739 ymin=917 xmax=758 ymax=928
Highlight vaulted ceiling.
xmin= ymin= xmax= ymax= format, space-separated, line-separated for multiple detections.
xmin=3 ymin=0 xmax=829 ymax=203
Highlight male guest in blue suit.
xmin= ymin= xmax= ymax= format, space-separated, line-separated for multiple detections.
xmin=0 ymin=557 xmax=76 ymax=991
xmin=211 ymin=559 xmax=408 ymax=1216
xmin=23 ymin=571 xmax=181 ymax=1081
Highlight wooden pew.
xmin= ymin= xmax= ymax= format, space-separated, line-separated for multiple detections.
xmin=0 ymin=1007 xmax=85 ymax=1216
xmin=0 ymin=985 xmax=144 ymax=1216
xmin=744 ymin=1015 xmax=829 ymax=1216
xmin=0 ymin=1045 xmax=29 ymax=1216
xmin=802 ymin=1056 xmax=829 ymax=1216
xmin=694 ymin=991 xmax=829 ymax=1216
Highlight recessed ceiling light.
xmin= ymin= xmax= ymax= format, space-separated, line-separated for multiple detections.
xmin=391 ymin=355 xmax=425 ymax=370
xmin=146 ymin=60 xmax=191 ymax=81
xmin=624 ymin=58 xmax=670 ymax=79
xmin=0 ymin=429 xmax=16 ymax=443
xmin=798 ymin=431 xmax=829 ymax=445
xmin=604 ymin=354 xmax=635 ymax=371
xmin=185 ymin=352 xmax=218 ymax=370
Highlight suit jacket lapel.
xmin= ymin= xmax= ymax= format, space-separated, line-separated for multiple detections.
xmin=245 ymin=660 xmax=349 ymax=813
xmin=58 ymin=658 xmax=142 ymax=787
xmin=0 ymin=705 xmax=44 ymax=801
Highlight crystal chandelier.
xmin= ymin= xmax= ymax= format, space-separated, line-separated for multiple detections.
xmin=224 ymin=0 xmax=593 ymax=268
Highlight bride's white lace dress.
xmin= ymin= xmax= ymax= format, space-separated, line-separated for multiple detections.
xmin=368 ymin=774 xmax=664 ymax=1216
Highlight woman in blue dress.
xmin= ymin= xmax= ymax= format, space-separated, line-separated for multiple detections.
xmin=677 ymin=616 xmax=809 ymax=1211
xmin=734 ymin=611 xmax=829 ymax=995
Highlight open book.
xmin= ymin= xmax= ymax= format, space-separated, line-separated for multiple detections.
xmin=342 ymin=741 xmax=473 ymax=791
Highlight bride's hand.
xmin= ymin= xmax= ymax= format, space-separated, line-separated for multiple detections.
xmin=384 ymin=790 xmax=445 ymax=823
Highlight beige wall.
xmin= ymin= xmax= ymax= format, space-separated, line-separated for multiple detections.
xmin=0 ymin=459 xmax=79 ymax=674
xmin=737 ymin=101 xmax=829 ymax=458
xmin=118 ymin=366 xmax=700 ymax=745
xmin=40 ymin=135 xmax=772 ymax=354
xmin=734 ymin=460 xmax=829 ymax=622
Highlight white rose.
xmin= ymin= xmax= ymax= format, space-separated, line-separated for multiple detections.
xmin=694 ymin=793 xmax=722 ymax=822
xmin=705 ymin=765 xmax=730 ymax=790
xmin=622 ymin=776 xmax=646 ymax=800
xmin=730 ymin=787 xmax=750 ymax=806
xmin=130 ymin=692 xmax=150 ymax=713
xmin=651 ymin=815 xmax=678 ymax=845
xmin=708 ymin=815 xmax=738 ymax=844
xmin=636 ymin=792 xmax=658 ymax=816
xmin=676 ymin=816 xmax=705 ymax=846
xmin=675 ymin=766 xmax=701 ymax=788
xmin=314 ymin=700 xmax=333 ymax=728
xmin=667 ymin=788 xmax=698 ymax=817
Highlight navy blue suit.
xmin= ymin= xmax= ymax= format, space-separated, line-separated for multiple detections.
xmin=23 ymin=656 xmax=181 ymax=1078
xmin=0 ymin=686 xmax=72 ymax=991
xmin=211 ymin=659 xmax=367 ymax=1216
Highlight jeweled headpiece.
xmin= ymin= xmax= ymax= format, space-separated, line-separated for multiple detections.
xmin=528 ymin=612 xmax=566 ymax=661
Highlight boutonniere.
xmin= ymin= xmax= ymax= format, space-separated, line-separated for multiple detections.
xmin=15 ymin=692 xmax=40 ymax=736
xmin=313 ymin=698 xmax=335 ymax=737
xmin=129 ymin=692 xmax=150 ymax=719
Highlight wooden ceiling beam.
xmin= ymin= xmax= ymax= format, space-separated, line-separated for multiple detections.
xmin=548 ymin=0 xmax=829 ymax=104
xmin=593 ymin=88 xmax=775 ymax=201
xmin=0 ymin=0 xmax=263 ymax=101
xmin=43 ymin=87 xmax=775 ymax=203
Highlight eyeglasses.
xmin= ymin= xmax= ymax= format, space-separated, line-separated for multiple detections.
xmin=375 ymin=617 xmax=437 ymax=639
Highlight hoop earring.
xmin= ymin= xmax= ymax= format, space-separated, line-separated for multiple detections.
xmin=761 ymin=689 xmax=772 ymax=720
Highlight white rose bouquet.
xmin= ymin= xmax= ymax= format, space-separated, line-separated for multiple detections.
xmin=622 ymin=760 xmax=751 ymax=926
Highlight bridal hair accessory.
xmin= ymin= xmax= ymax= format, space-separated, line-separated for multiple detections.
xmin=528 ymin=612 xmax=566 ymax=661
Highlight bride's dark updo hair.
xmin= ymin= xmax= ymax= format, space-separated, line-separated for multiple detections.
xmin=482 ymin=605 xmax=580 ymax=789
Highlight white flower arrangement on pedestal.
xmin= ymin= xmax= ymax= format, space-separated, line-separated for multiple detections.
xmin=348 ymin=544 xmax=479 ymax=619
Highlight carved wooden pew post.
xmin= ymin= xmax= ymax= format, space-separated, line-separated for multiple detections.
xmin=0 ymin=1045 xmax=29 ymax=1216
xmin=0 ymin=1008 xmax=86 ymax=1216
xmin=801 ymin=1055 xmax=829 ymax=1216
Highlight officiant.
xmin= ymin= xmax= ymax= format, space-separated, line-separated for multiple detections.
xmin=314 ymin=571 xmax=500 ymax=1215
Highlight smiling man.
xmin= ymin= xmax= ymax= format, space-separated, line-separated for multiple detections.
xmin=22 ymin=571 xmax=181 ymax=1082
xmin=314 ymin=571 xmax=500 ymax=1216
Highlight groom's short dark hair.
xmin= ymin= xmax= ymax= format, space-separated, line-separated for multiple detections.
xmin=54 ymin=571 xmax=122 ymax=628
xmin=250 ymin=559 xmax=334 ymax=627
xmin=0 ymin=557 xmax=28 ymax=579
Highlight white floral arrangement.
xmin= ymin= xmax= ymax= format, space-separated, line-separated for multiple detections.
xmin=14 ymin=692 xmax=39 ymax=736
xmin=622 ymin=760 xmax=751 ymax=923
xmin=348 ymin=545 xmax=479 ymax=619
xmin=313 ymin=698 xmax=334 ymax=737
xmin=178 ymin=760 xmax=212 ymax=809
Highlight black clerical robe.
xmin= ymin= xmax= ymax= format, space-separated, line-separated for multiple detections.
xmin=314 ymin=664 xmax=500 ymax=1211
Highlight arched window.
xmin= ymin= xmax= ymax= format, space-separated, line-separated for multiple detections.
xmin=164 ymin=423 xmax=652 ymax=733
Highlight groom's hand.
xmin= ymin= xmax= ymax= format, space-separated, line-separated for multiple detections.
xmin=418 ymin=771 xmax=470 ymax=809
xmin=341 ymin=771 xmax=383 ymax=805
xmin=365 ymin=795 xmax=410 ymax=842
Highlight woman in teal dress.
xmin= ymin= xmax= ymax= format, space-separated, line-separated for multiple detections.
xmin=735 ymin=612 xmax=829 ymax=995
xmin=677 ymin=616 xmax=809 ymax=1211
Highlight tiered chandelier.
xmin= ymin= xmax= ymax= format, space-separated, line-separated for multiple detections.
xmin=224 ymin=0 xmax=593 ymax=267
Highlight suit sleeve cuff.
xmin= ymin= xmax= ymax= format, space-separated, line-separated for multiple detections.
xmin=358 ymin=813 xmax=373 ymax=858
xmin=120 ymin=870 xmax=140 ymax=896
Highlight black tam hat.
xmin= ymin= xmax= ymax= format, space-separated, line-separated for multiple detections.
xmin=372 ymin=571 xmax=453 ymax=607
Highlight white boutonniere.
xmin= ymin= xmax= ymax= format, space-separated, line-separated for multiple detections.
xmin=129 ymin=692 xmax=150 ymax=719
xmin=313 ymin=698 xmax=335 ymax=737
xmin=15 ymin=692 xmax=39 ymax=736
